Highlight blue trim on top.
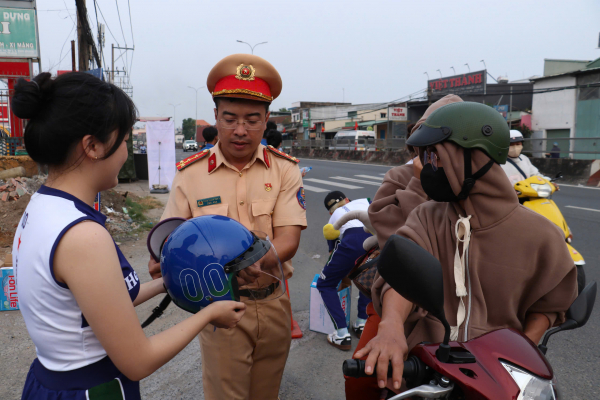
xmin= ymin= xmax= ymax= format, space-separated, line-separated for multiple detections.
xmin=37 ymin=185 xmax=107 ymax=225
xmin=49 ymin=217 xmax=93 ymax=289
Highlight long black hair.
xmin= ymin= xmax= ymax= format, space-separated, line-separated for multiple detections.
xmin=11 ymin=72 xmax=137 ymax=167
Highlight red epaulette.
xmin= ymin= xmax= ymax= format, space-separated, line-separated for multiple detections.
xmin=176 ymin=149 xmax=211 ymax=171
xmin=266 ymin=145 xmax=299 ymax=163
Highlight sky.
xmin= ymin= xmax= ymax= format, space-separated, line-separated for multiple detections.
xmin=36 ymin=0 xmax=600 ymax=129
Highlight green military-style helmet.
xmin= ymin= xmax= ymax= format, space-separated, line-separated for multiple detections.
xmin=406 ymin=102 xmax=510 ymax=164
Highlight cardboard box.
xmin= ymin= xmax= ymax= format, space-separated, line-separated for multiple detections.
xmin=309 ymin=273 xmax=351 ymax=334
xmin=1 ymin=267 xmax=19 ymax=311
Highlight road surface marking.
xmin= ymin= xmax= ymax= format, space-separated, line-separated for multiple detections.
xmin=303 ymin=185 xmax=329 ymax=193
xmin=330 ymin=176 xmax=382 ymax=186
xmin=296 ymin=158 xmax=392 ymax=168
xmin=565 ymin=205 xmax=600 ymax=213
xmin=355 ymin=175 xmax=384 ymax=181
xmin=559 ymin=184 xmax=600 ymax=191
xmin=303 ymin=178 xmax=363 ymax=189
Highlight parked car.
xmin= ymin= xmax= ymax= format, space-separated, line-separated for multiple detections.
xmin=329 ymin=130 xmax=375 ymax=151
xmin=183 ymin=140 xmax=198 ymax=152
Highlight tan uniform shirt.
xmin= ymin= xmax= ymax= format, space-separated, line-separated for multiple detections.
xmin=162 ymin=143 xmax=307 ymax=278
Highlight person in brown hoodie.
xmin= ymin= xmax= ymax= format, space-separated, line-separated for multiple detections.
xmin=368 ymin=94 xmax=463 ymax=249
xmin=344 ymin=95 xmax=465 ymax=400
xmin=355 ymin=101 xmax=578 ymax=393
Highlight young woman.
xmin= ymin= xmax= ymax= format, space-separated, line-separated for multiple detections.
xmin=12 ymin=72 xmax=246 ymax=399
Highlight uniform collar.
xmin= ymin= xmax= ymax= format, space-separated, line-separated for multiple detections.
xmin=209 ymin=143 xmax=269 ymax=174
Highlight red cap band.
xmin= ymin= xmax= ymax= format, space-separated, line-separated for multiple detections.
xmin=213 ymin=75 xmax=273 ymax=102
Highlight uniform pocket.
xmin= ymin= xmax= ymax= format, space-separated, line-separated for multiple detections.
xmin=193 ymin=203 xmax=229 ymax=218
xmin=252 ymin=199 xmax=276 ymax=236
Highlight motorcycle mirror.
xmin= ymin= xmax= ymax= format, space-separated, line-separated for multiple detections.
xmin=378 ymin=235 xmax=452 ymax=361
xmin=565 ymin=281 xmax=596 ymax=328
xmin=555 ymin=172 xmax=563 ymax=179
xmin=539 ymin=282 xmax=597 ymax=355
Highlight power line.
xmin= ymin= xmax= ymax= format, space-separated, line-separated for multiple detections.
xmin=114 ymin=0 xmax=129 ymax=83
xmin=126 ymin=0 xmax=135 ymax=84
xmin=309 ymin=88 xmax=428 ymax=122
xmin=127 ymin=0 xmax=135 ymax=46
xmin=115 ymin=0 xmax=128 ymax=46
xmin=95 ymin=1 xmax=120 ymax=47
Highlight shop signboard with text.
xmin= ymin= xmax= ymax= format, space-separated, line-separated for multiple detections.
xmin=428 ymin=70 xmax=486 ymax=97
xmin=388 ymin=106 xmax=407 ymax=121
xmin=0 ymin=8 xmax=38 ymax=58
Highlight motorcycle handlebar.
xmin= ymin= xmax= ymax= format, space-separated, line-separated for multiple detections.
xmin=342 ymin=356 xmax=421 ymax=380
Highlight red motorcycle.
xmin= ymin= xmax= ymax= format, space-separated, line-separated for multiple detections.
xmin=343 ymin=235 xmax=596 ymax=400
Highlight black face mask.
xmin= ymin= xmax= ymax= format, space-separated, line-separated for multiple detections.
xmin=420 ymin=149 xmax=496 ymax=202
xmin=420 ymin=165 xmax=459 ymax=202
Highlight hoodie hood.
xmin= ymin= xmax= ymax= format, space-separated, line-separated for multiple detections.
xmin=434 ymin=141 xmax=518 ymax=230
xmin=410 ymin=94 xmax=463 ymax=135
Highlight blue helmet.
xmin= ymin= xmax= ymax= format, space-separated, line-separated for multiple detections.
xmin=147 ymin=215 xmax=273 ymax=313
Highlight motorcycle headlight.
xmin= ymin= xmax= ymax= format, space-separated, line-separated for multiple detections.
xmin=530 ymin=183 xmax=552 ymax=198
xmin=501 ymin=362 xmax=556 ymax=400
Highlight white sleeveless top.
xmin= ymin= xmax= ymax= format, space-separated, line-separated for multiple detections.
xmin=13 ymin=186 xmax=140 ymax=371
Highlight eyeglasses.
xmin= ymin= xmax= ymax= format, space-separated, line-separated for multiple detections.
xmin=422 ymin=149 xmax=439 ymax=171
xmin=218 ymin=118 xmax=264 ymax=131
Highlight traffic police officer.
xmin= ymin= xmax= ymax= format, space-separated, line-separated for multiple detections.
xmin=148 ymin=54 xmax=307 ymax=400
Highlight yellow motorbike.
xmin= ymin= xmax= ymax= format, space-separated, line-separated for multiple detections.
xmin=515 ymin=174 xmax=586 ymax=292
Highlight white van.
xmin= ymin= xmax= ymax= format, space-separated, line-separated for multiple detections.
xmin=330 ymin=130 xmax=375 ymax=151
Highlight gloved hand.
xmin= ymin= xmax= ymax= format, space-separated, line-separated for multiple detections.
xmin=332 ymin=210 xmax=379 ymax=251
xmin=323 ymin=223 xmax=340 ymax=241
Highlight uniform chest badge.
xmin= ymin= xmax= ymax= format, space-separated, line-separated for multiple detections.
xmin=265 ymin=183 xmax=272 ymax=192
xmin=236 ymin=64 xmax=256 ymax=81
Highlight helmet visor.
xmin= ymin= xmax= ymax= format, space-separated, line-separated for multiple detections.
xmin=406 ymin=122 xmax=452 ymax=147
xmin=226 ymin=231 xmax=286 ymax=302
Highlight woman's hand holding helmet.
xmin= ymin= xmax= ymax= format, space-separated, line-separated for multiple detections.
xmin=206 ymin=301 xmax=247 ymax=329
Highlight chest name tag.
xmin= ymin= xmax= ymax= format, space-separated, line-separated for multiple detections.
xmin=197 ymin=196 xmax=222 ymax=208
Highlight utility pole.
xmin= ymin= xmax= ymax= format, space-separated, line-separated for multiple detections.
xmin=71 ymin=40 xmax=76 ymax=71
xmin=111 ymin=44 xmax=134 ymax=84
xmin=76 ymin=0 xmax=90 ymax=71
xmin=75 ymin=0 xmax=101 ymax=71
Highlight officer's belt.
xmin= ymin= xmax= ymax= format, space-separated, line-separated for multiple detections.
xmin=239 ymin=282 xmax=280 ymax=300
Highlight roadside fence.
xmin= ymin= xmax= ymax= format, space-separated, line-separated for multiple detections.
xmin=282 ymin=138 xmax=406 ymax=151
xmin=0 ymin=136 xmax=25 ymax=156
xmin=523 ymin=137 xmax=600 ymax=159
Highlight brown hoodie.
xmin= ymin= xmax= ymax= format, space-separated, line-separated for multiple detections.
xmin=369 ymin=95 xmax=463 ymax=249
xmin=373 ymin=141 xmax=578 ymax=350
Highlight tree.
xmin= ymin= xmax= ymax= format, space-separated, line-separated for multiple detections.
xmin=182 ymin=118 xmax=196 ymax=141
xmin=278 ymin=107 xmax=289 ymax=112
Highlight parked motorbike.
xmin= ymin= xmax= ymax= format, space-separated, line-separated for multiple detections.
xmin=514 ymin=173 xmax=586 ymax=292
xmin=343 ymin=235 xmax=597 ymax=400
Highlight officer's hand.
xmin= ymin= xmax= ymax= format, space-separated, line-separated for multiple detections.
xmin=148 ymin=256 xmax=162 ymax=280
xmin=412 ymin=156 xmax=423 ymax=179
xmin=207 ymin=301 xmax=246 ymax=328
xmin=353 ymin=320 xmax=408 ymax=391
xmin=237 ymin=264 xmax=262 ymax=286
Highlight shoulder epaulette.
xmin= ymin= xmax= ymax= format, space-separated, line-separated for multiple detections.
xmin=176 ymin=149 xmax=211 ymax=171
xmin=266 ymin=145 xmax=299 ymax=163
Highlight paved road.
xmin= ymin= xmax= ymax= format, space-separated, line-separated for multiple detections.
xmin=175 ymin=149 xmax=600 ymax=398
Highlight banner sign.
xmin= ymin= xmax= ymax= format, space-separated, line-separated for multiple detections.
xmin=0 ymin=103 xmax=8 ymax=122
xmin=493 ymin=105 xmax=508 ymax=120
xmin=146 ymin=120 xmax=177 ymax=191
xmin=388 ymin=106 xmax=407 ymax=121
xmin=0 ymin=8 xmax=38 ymax=58
xmin=428 ymin=70 xmax=486 ymax=97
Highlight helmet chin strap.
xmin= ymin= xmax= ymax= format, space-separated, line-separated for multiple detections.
xmin=456 ymin=149 xmax=495 ymax=200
